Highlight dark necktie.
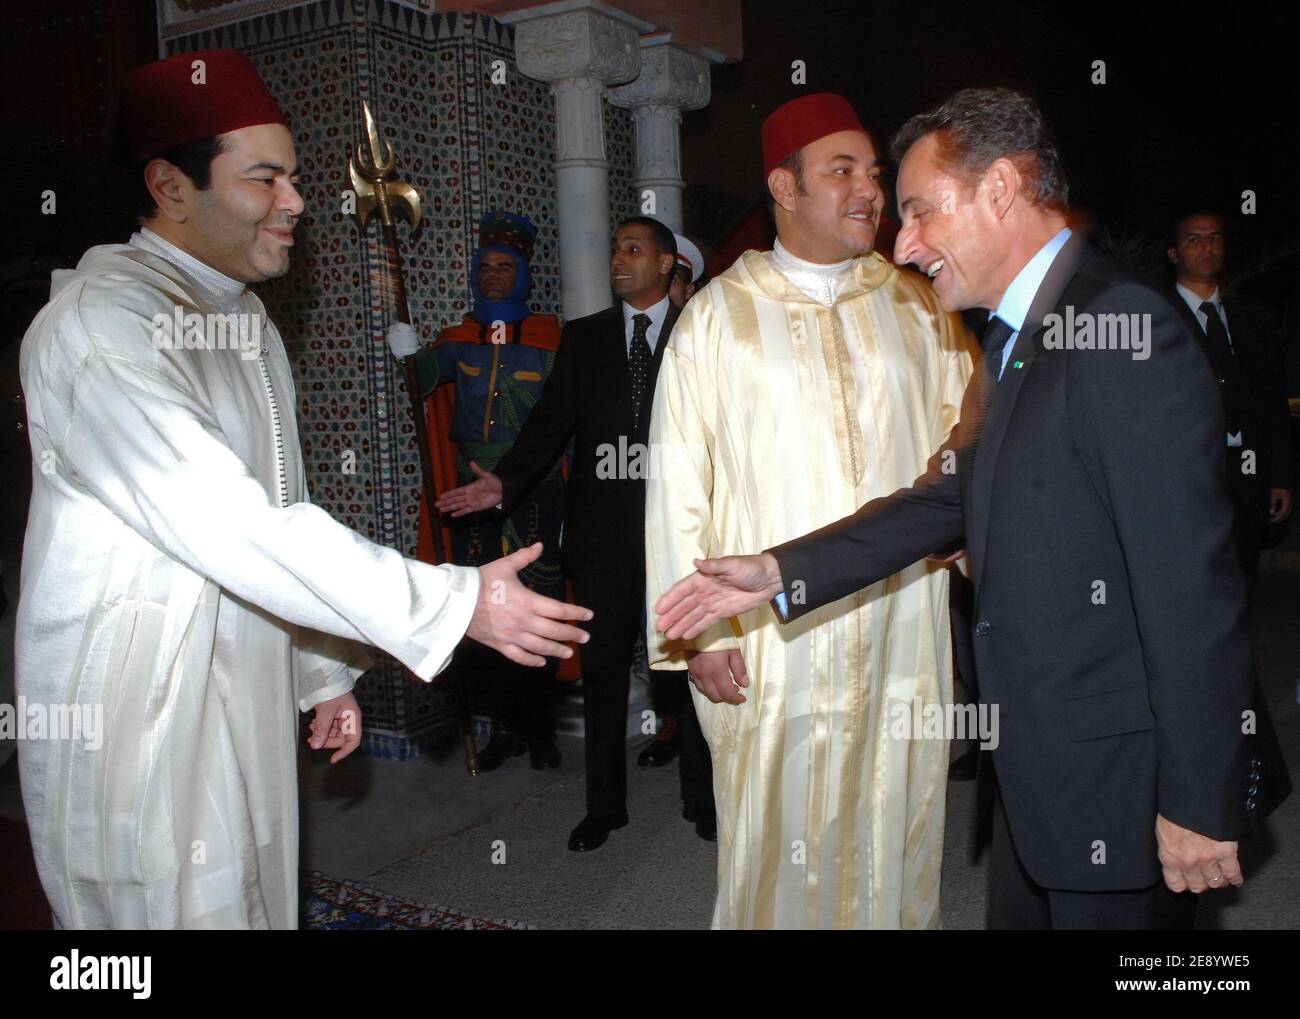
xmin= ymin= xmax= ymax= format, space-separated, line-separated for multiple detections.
xmin=975 ymin=314 xmax=1015 ymax=422
xmin=1200 ymin=300 xmax=1240 ymax=434
xmin=981 ymin=314 xmax=1015 ymax=377
xmin=629 ymin=313 xmax=653 ymax=427
xmin=1199 ymin=300 xmax=1234 ymax=361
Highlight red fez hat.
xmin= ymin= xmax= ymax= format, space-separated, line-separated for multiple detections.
xmin=761 ymin=92 xmax=868 ymax=176
xmin=119 ymin=49 xmax=289 ymax=162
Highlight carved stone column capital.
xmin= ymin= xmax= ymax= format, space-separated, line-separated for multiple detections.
xmin=607 ymin=41 xmax=711 ymax=114
xmin=509 ymin=7 xmax=641 ymax=167
xmin=607 ymin=42 xmax=712 ymax=232
xmin=500 ymin=3 xmax=648 ymax=318
xmin=512 ymin=7 xmax=641 ymax=90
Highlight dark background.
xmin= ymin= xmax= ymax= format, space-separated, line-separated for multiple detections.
xmin=681 ymin=0 xmax=1299 ymax=319
xmin=2 ymin=0 xmax=1297 ymax=358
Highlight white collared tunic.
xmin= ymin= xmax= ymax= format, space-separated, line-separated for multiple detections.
xmin=646 ymin=248 xmax=974 ymax=928
xmin=18 ymin=235 xmax=478 ymax=928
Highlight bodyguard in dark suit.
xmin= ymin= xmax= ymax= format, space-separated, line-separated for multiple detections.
xmin=654 ymin=89 xmax=1287 ymax=929
xmin=437 ymin=217 xmax=714 ymax=851
xmin=1166 ymin=211 xmax=1295 ymax=594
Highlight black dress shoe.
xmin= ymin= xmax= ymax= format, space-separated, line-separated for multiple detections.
xmin=694 ymin=814 xmax=717 ymax=841
xmin=637 ymin=714 xmax=679 ymax=768
xmin=948 ymin=745 xmax=979 ymax=782
xmin=476 ymin=729 xmax=526 ymax=773
xmin=636 ymin=739 xmax=680 ymax=768
xmin=529 ymin=738 xmax=561 ymax=770
xmin=567 ymin=813 xmax=628 ymax=852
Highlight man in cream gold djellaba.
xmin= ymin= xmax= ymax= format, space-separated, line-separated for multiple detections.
xmin=644 ymin=93 xmax=975 ymax=928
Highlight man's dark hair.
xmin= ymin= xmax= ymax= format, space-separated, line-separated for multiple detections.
xmin=890 ymin=88 xmax=1068 ymax=212
xmin=617 ymin=216 xmax=677 ymax=259
xmin=130 ymin=134 xmax=228 ymax=222
xmin=1169 ymin=209 xmax=1228 ymax=249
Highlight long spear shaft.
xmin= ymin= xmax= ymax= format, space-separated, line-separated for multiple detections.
xmin=349 ymin=100 xmax=446 ymax=565
xmin=383 ymin=223 xmax=446 ymax=568
xmin=351 ymin=101 xmax=477 ymax=774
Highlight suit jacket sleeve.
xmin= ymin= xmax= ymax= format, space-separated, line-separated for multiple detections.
xmin=1069 ymin=283 xmax=1252 ymax=839
xmin=494 ymin=321 xmax=578 ymax=512
xmin=766 ymin=396 xmax=969 ymax=622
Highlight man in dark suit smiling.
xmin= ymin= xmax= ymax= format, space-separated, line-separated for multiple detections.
xmin=653 ymin=89 xmax=1282 ymax=928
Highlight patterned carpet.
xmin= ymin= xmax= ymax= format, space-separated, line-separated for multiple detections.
xmin=302 ymin=871 xmax=532 ymax=930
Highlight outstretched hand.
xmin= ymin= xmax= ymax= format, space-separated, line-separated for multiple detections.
xmin=436 ymin=461 xmax=503 ymax=518
xmin=468 ymin=542 xmax=593 ymax=667
xmin=654 ymin=552 xmax=784 ymax=640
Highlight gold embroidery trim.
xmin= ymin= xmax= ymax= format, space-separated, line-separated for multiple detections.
xmin=824 ymin=310 xmax=863 ymax=486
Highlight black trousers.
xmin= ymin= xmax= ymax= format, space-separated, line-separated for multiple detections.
xmin=1227 ymin=471 xmax=1269 ymax=600
xmin=649 ymin=670 xmax=715 ymax=822
xmin=572 ymin=571 xmax=644 ymax=822
xmin=455 ymin=639 xmax=556 ymax=744
xmin=987 ymin=785 xmax=1197 ymax=930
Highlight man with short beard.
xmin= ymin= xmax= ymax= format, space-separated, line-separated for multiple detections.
xmin=644 ymin=93 xmax=974 ymax=928
xmin=17 ymin=50 xmax=589 ymax=929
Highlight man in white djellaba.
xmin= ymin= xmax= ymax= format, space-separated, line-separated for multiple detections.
xmin=16 ymin=48 xmax=591 ymax=930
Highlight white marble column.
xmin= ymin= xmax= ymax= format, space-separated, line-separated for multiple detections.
xmin=504 ymin=4 xmax=643 ymax=320
xmin=608 ymin=40 xmax=711 ymax=233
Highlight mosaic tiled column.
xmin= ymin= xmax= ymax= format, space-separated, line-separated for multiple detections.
xmin=608 ymin=40 xmax=711 ymax=234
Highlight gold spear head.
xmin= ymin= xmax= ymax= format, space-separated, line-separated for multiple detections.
xmin=386 ymin=179 xmax=422 ymax=232
xmin=349 ymin=99 xmax=422 ymax=231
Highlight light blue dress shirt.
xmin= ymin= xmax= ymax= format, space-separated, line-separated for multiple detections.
xmin=991 ymin=227 xmax=1072 ymax=379
xmin=989 ymin=227 xmax=1072 ymax=379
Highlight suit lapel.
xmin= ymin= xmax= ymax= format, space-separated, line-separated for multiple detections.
xmin=645 ymin=304 xmax=679 ymax=408
xmin=596 ymin=305 xmax=633 ymax=420
xmin=1169 ymin=290 xmax=1219 ymax=365
xmin=1171 ymin=291 xmax=1206 ymax=338
xmin=969 ymin=233 xmax=1089 ymax=584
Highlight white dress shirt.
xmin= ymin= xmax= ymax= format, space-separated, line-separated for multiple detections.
xmin=622 ymin=293 xmax=672 ymax=356
xmin=1175 ymin=282 xmax=1239 ymax=445
xmin=1176 ymin=282 xmax=1233 ymax=350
